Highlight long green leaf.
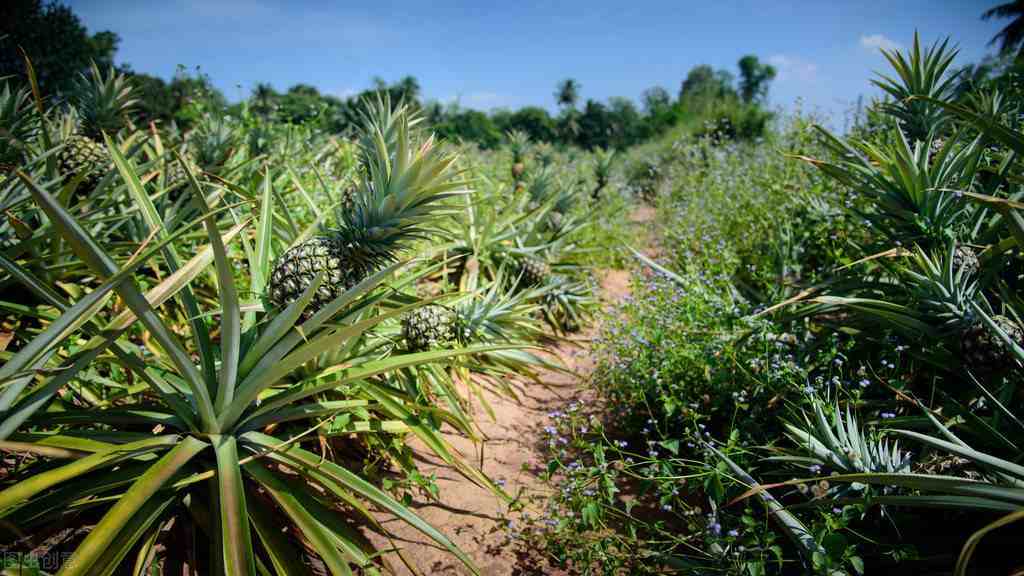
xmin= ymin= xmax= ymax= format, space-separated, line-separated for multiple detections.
xmin=17 ymin=170 xmax=219 ymax=432
xmin=186 ymin=160 xmax=242 ymax=412
xmin=244 ymin=462 xmax=353 ymax=576
xmin=243 ymin=431 xmax=480 ymax=576
xmin=109 ymin=138 xmax=219 ymax=390
xmin=248 ymin=494 xmax=308 ymax=575
xmin=59 ymin=436 xmax=207 ymax=576
xmin=0 ymin=435 xmax=181 ymax=514
xmin=241 ymin=344 xmax=513 ymax=428
xmin=88 ymin=493 xmax=177 ymax=576
xmin=213 ymin=435 xmax=255 ymax=575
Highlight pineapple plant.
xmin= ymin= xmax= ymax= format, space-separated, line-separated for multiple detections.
xmin=508 ymin=130 xmax=529 ymax=188
xmin=190 ymin=114 xmax=238 ymax=175
xmin=268 ymin=97 xmax=466 ymax=314
xmin=0 ymin=81 xmax=37 ymax=172
xmin=401 ymin=304 xmax=462 ymax=351
xmin=591 ymin=147 xmax=616 ymax=199
xmin=56 ymin=63 xmax=138 ymax=194
xmin=539 ymin=274 xmax=594 ymax=334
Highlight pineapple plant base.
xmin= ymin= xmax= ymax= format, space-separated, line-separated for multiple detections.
xmin=57 ymin=134 xmax=110 ymax=194
xmin=401 ymin=304 xmax=461 ymax=351
xmin=961 ymin=315 xmax=1024 ymax=371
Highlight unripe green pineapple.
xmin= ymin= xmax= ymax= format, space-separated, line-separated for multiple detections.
xmin=401 ymin=304 xmax=461 ymax=351
xmin=961 ymin=315 xmax=1023 ymax=370
xmin=516 ymin=255 xmax=550 ymax=287
xmin=270 ymin=236 xmax=372 ymax=314
xmin=57 ymin=135 xmax=109 ymax=191
xmin=268 ymin=97 xmax=466 ymax=314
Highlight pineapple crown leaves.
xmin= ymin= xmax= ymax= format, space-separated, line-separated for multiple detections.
xmin=778 ymin=398 xmax=912 ymax=476
xmin=871 ymin=32 xmax=962 ymax=140
xmin=506 ymin=130 xmax=530 ymax=161
xmin=455 ymin=275 xmax=546 ymax=344
xmin=332 ymin=95 xmax=470 ymax=263
xmin=803 ymin=124 xmax=981 ymax=247
xmin=823 ymin=245 xmax=985 ymax=339
xmin=189 ymin=114 xmax=239 ymax=171
xmin=0 ymin=81 xmax=38 ymax=153
xmin=71 ymin=61 xmax=139 ymax=139
xmin=901 ymin=245 xmax=983 ymax=325
xmin=593 ymin=147 xmax=616 ymax=180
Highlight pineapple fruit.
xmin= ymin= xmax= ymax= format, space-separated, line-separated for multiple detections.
xmin=56 ymin=63 xmax=138 ymax=194
xmin=268 ymin=97 xmax=465 ymax=314
xmin=961 ymin=315 xmax=1024 ymax=370
xmin=516 ymin=254 xmax=550 ymax=287
xmin=401 ymin=304 xmax=461 ymax=351
xmin=952 ymin=245 xmax=979 ymax=277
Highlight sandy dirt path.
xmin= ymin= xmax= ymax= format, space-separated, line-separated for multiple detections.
xmin=366 ymin=206 xmax=655 ymax=575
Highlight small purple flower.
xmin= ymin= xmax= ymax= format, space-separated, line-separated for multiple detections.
xmin=727 ymin=529 xmax=739 ymax=537
xmin=881 ymin=412 xmax=896 ymax=419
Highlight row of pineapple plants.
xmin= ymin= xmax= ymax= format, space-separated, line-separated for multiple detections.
xmin=517 ymin=34 xmax=1024 ymax=576
xmin=0 ymin=52 xmax=611 ymax=574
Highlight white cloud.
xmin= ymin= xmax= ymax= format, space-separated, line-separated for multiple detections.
xmin=768 ymin=55 xmax=818 ymax=83
xmin=860 ymin=34 xmax=902 ymax=53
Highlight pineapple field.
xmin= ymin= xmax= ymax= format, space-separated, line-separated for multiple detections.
xmin=3 ymin=2 xmax=1024 ymax=575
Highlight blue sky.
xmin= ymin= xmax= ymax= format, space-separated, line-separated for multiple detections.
xmin=68 ymin=0 xmax=1004 ymax=129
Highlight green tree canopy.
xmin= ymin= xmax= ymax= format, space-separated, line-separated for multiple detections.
xmin=131 ymin=67 xmax=227 ymax=129
xmin=1 ymin=0 xmax=120 ymax=93
xmin=737 ymin=54 xmax=777 ymax=103
xmin=679 ymin=65 xmax=735 ymax=103
xmin=641 ymin=86 xmax=672 ymax=114
xmin=555 ymin=78 xmax=581 ymax=110
xmin=494 ymin=106 xmax=557 ymax=142
xmin=983 ymin=1 xmax=1024 ymax=56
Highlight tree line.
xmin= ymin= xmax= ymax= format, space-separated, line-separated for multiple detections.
xmin=2 ymin=0 xmax=786 ymax=149
xmin=10 ymin=0 xmax=1024 ymax=151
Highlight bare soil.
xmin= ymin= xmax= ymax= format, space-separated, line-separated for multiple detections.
xmin=364 ymin=207 xmax=654 ymax=575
